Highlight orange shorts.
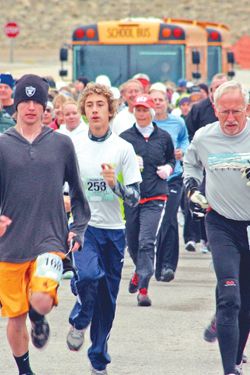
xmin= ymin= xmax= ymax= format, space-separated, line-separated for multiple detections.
xmin=0 ymin=252 xmax=64 ymax=318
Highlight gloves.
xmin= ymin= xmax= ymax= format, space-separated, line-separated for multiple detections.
xmin=241 ymin=167 xmax=250 ymax=186
xmin=137 ymin=155 xmax=144 ymax=171
xmin=188 ymin=190 xmax=209 ymax=220
xmin=157 ymin=165 xmax=173 ymax=180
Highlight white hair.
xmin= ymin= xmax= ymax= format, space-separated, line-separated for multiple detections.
xmin=214 ymin=80 xmax=248 ymax=107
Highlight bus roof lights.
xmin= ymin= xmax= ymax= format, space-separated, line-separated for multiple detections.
xmin=74 ymin=28 xmax=85 ymax=39
xmin=210 ymin=31 xmax=219 ymax=41
xmin=161 ymin=27 xmax=172 ymax=38
xmin=86 ymin=28 xmax=96 ymax=39
xmin=173 ymin=28 xmax=183 ymax=38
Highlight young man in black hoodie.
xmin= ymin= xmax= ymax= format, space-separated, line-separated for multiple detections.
xmin=0 ymin=74 xmax=90 ymax=375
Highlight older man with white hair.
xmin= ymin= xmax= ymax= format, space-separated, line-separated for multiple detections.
xmin=183 ymin=80 xmax=250 ymax=375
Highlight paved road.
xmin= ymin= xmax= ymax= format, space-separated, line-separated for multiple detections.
xmin=1 ymin=237 xmax=249 ymax=375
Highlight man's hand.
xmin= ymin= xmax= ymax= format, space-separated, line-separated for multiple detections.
xmin=101 ymin=163 xmax=116 ymax=188
xmin=0 ymin=215 xmax=12 ymax=237
xmin=189 ymin=190 xmax=209 ymax=220
xmin=67 ymin=231 xmax=81 ymax=253
xmin=175 ymin=148 xmax=183 ymax=160
xmin=241 ymin=167 xmax=250 ymax=186
xmin=157 ymin=164 xmax=173 ymax=180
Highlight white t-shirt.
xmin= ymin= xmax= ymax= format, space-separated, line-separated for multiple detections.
xmin=57 ymin=122 xmax=88 ymax=154
xmin=76 ymin=132 xmax=142 ymax=229
xmin=111 ymin=107 xmax=135 ymax=135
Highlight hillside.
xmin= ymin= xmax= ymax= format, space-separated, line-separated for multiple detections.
xmin=1 ymin=0 xmax=250 ymax=52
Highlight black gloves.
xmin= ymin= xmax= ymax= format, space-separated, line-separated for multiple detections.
xmin=241 ymin=167 xmax=250 ymax=186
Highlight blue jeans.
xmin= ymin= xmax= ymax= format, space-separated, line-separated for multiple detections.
xmin=69 ymin=225 xmax=125 ymax=371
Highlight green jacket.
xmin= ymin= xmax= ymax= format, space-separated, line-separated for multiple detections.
xmin=0 ymin=109 xmax=15 ymax=133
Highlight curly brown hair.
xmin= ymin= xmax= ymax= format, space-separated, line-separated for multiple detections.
xmin=78 ymin=82 xmax=116 ymax=120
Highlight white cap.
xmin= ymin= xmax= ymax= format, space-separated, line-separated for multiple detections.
xmin=110 ymin=87 xmax=121 ymax=99
xmin=149 ymin=82 xmax=166 ymax=94
xmin=95 ymin=75 xmax=111 ymax=88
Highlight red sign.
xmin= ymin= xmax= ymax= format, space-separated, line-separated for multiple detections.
xmin=4 ymin=22 xmax=20 ymax=38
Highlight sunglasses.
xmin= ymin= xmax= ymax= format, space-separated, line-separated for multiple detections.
xmin=45 ymin=108 xmax=52 ymax=113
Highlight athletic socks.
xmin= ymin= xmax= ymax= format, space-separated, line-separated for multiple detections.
xmin=13 ymin=351 xmax=33 ymax=375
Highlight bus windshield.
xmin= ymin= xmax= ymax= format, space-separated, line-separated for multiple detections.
xmin=73 ymin=44 xmax=185 ymax=86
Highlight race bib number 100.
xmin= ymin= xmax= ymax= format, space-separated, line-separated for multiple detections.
xmin=35 ymin=253 xmax=63 ymax=283
xmin=85 ymin=178 xmax=114 ymax=202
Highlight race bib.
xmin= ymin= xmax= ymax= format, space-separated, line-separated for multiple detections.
xmin=85 ymin=178 xmax=114 ymax=202
xmin=35 ymin=253 xmax=63 ymax=283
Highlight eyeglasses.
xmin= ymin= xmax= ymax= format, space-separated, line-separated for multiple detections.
xmin=218 ymin=109 xmax=246 ymax=117
xmin=45 ymin=108 xmax=52 ymax=113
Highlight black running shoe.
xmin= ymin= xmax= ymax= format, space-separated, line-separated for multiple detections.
xmin=160 ymin=267 xmax=175 ymax=282
xmin=128 ymin=272 xmax=139 ymax=294
xmin=203 ymin=315 xmax=217 ymax=343
xmin=137 ymin=288 xmax=152 ymax=307
xmin=30 ymin=317 xmax=50 ymax=349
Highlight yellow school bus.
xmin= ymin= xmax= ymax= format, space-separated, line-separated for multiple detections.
xmin=59 ymin=17 xmax=208 ymax=85
xmin=165 ymin=18 xmax=235 ymax=83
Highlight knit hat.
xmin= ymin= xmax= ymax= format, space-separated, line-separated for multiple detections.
xmin=14 ymin=74 xmax=49 ymax=110
xmin=0 ymin=73 xmax=15 ymax=88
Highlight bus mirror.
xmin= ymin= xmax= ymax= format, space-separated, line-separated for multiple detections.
xmin=59 ymin=69 xmax=68 ymax=77
xmin=192 ymin=72 xmax=201 ymax=80
xmin=192 ymin=51 xmax=200 ymax=65
xmin=227 ymin=70 xmax=235 ymax=79
xmin=60 ymin=48 xmax=68 ymax=62
xmin=227 ymin=52 xmax=235 ymax=64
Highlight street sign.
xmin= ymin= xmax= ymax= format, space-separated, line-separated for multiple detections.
xmin=4 ymin=22 xmax=20 ymax=38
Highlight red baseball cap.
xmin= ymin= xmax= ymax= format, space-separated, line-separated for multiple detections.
xmin=133 ymin=94 xmax=155 ymax=109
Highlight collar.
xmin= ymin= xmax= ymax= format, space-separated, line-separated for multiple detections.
xmin=88 ymin=128 xmax=112 ymax=142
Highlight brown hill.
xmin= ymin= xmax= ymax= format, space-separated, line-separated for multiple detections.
xmin=1 ymin=0 xmax=249 ymax=52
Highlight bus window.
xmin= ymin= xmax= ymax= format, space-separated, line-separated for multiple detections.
xmin=130 ymin=44 xmax=185 ymax=83
xmin=73 ymin=45 xmax=128 ymax=85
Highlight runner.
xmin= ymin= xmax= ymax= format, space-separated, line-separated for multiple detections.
xmin=183 ymin=80 xmax=250 ymax=375
xmin=0 ymin=74 xmax=90 ymax=375
xmin=120 ymin=94 xmax=175 ymax=306
xmin=66 ymin=83 xmax=141 ymax=375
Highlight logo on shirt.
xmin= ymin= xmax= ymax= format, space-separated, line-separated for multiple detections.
xmin=25 ymin=86 xmax=36 ymax=97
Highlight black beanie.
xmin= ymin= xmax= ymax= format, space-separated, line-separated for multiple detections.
xmin=14 ymin=74 xmax=49 ymax=110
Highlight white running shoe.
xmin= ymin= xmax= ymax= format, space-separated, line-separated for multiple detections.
xmin=66 ymin=326 xmax=85 ymax=351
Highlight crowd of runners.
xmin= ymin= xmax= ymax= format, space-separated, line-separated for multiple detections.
xmin=0 ymin=70 xmax=250 ymax=375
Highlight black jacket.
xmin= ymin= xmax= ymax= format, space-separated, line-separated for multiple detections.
xmin=185 ymin=97 xmax=218 ymax=141
xmin=120 ymin=123 xmax=175 ymax=198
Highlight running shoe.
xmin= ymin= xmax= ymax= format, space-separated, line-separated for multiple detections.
xmin=185 ymin=240 xmax=196 ymax=252
xmin=90 ymin=365 xmax=108 ymax=374
xmin=242 ymin=353 xmax=247 ymax=363
xmin=66 ymin=326 xmax=85 ymax=351
xmin=235 ymin=362 xmax=243 ymax=375
xmin=200 ymin=240 xmax=209 ymax=254
xmin=128 ymin=272 xmax=139 ymax=294
xmin=203 ymin=315 xmax=217 ymax=342
xmin=30 ymin=316 xmax=50 ymax=349
xmin=137 ymin=288 xmax=152 ymax=307
xmin=160 ymin=267 xmax=175 ymax=282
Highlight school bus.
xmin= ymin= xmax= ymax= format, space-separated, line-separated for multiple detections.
xmin=59 ymin=17 xmax=208 ymax=85
xmin=165 ymin=19 xmax=235 ymax=83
